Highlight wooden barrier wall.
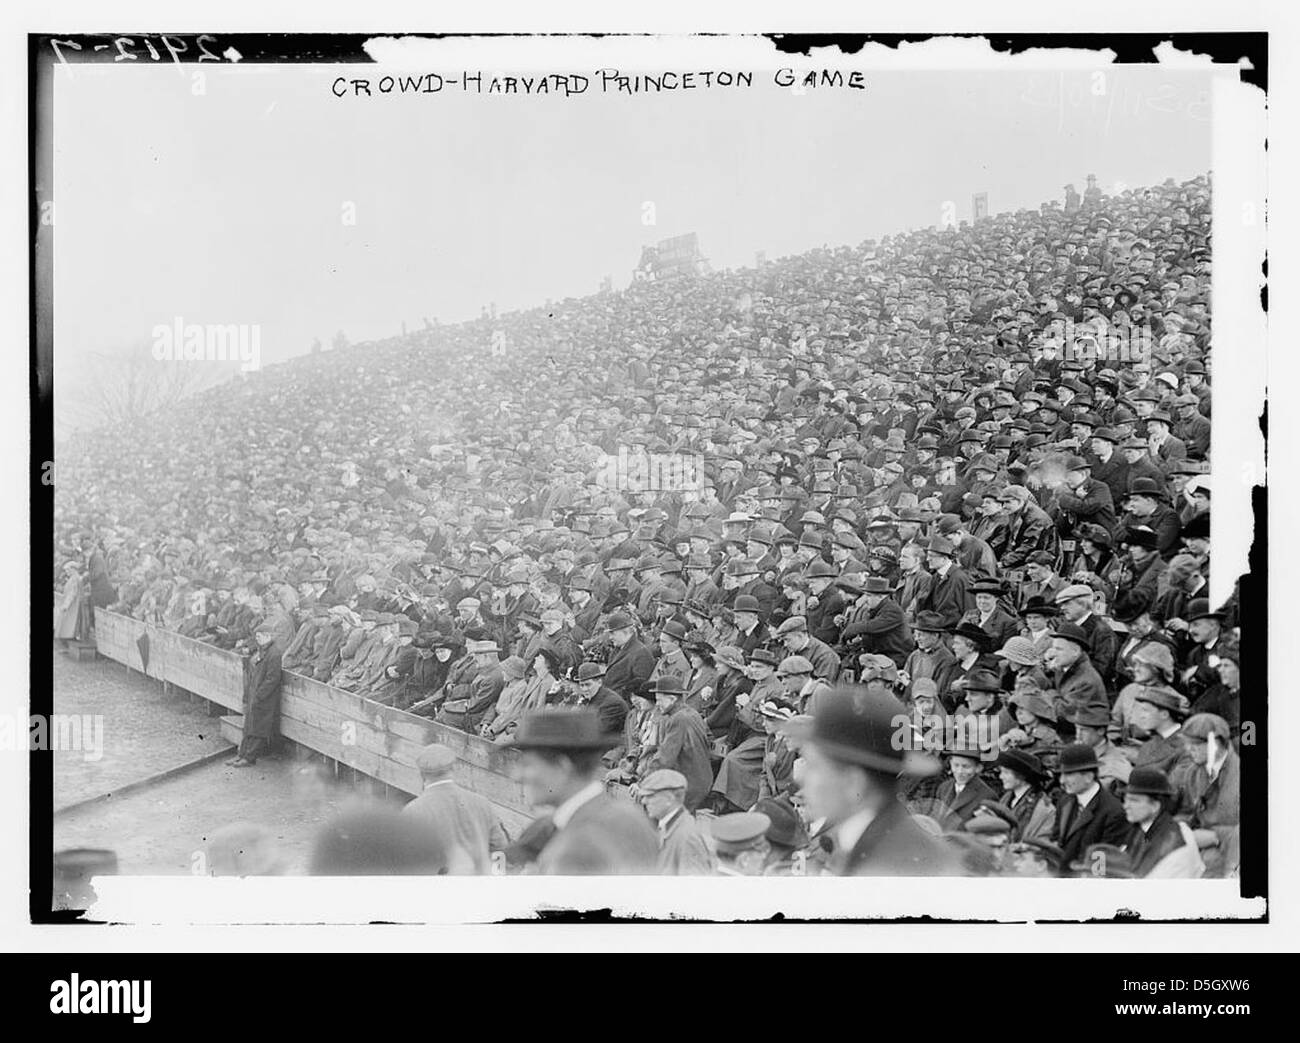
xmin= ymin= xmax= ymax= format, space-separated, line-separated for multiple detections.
xmin=92 ymin=610 xmax=532 ymax=827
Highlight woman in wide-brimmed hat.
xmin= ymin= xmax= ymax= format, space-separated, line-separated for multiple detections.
xmin=1112 ymin=640 xmax=1177 ymax=742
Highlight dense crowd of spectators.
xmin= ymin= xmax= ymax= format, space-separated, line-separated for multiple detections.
xmin=56 ymin=173 xmax=1240 ymax=877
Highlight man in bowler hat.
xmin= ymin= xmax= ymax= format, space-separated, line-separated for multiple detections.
xmin=1050 ymin=743 xmax=1130 ymax=873
xmin=512 ymin=707 xmax=658 ymax=874
xmin=798 ymin=684 xmax=959 ymax=876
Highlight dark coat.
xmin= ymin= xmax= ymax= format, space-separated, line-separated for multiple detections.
xmin=603 ymin=636 xmax=656 ymax=700
xmin=896 ymin=569 xmax=934 ymax=622
xmin=1175 ymin=411 xmax=1212 ymax=458
xmin=1052 ymin=784 xmax=1130 ymax=871
xmin=87 ymin=550 xmax=117 ymax=609
xmin=962 ymin=606 xmax=1021 ymax=652
xmin=735 ymin=578 xmax=781 ymax=621
xmin=1052 ymin=477 xmax=1117 ymax=536
xmin=1110 ymin=553 xmax=1167 ymax=621
xmin=934 ymin=775 xmax=996 ymax=831
xmin=656 ymin=807 xmax=716 ymax=875
xmin=1124 ymin=810 xmax=1190 ymax=878
xmin=649 ymin=702 xmax=714 ymax=811
xmin=1079 ymin=612 xmax=1120 ymax=682
xmin=243 ymin=645 xmax=284 ymax=740
xmin=535 ymin=792 xmax=659 ymax=875
xmin=842 ymin=597 xmax=913 ymax=666
xmin=1089 ymin=452 xmax=1131 ymax=508
xmin=806 ymin=587 xmax=848 ymax=645
xmin=586 ymin=684 xmax=630 ymax=737
xmin=402 ymin=781 xmax=508 ymax=874
xmin=1053 ymin=654 xmax=1110 ymax=718
xmin=920 ymin=563 xmax=974 ymax=629
xmin=997 ymin=503 xmax=1059 ymax=570
xmin=1120 ymin=504 xmax=1182 ymax=560
xmin=705 ymin=672 xmax=750 ymax=739
xmin=839 ymin=799 xmax=962 ymax=877
xmin=1134 ymin=729 xmax=1188 ymax=776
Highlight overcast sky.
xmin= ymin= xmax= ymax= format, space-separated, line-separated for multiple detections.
xmin=54 ymin=62 xmax=1211 ymax=379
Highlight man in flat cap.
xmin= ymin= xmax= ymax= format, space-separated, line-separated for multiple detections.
xmin=962 ymin=812 xmax=1014 ymax=874
xmin=777 ymin=653 xmax=832 ymax=717
xmin=995 ymin=484 xmax=1059 ymax=571
xmin=1009 ymin=836 xmax=1066 ymax=878
xmin=711 ymin=811 xmax=772 ymax=876
xmin=774 ymin=614 xmax=842 ymax=682
xmin=1053 ymin=586 xmax=1118 ymax=688
xmin=800 ymin=684 xmax=958 ymax=876
xmin=402 ymin=743 xmax=508 ymax=874
xmin=513 ymin=708 xmax=658 ymax=875
xmin=436 ymin=637 xmax=505 ymax=733
xmin=1129 ymin=684 xmax=1191 ymax=775
xmin=1177 ymin=713 xmax=1239 ymax=878
xmin=637 ymin=768 xmax=716 ymax=875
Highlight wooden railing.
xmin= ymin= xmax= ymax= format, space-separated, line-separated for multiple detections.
xmin=92 ymin=609 xmax=532 ymax=826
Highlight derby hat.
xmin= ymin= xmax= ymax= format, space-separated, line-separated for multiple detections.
xmin=808 ymin=684 xmax=940 ymax=777
xmin=513 ymin=708 xmax=620 ymax=751
xmin=1057 ymin=743 xmax=1100 ymax=774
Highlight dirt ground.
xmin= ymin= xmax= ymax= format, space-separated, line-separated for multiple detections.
xmin=52 ymin=649 xmax=402 ymax=875
xmin=53 ymin=752 xmax=378 ymax=875
xmin=52 ymin=650 xmax=231 ymax=810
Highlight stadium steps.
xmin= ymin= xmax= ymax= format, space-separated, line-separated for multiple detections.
xmin=219 ymin=714 xmax=245 ymax=746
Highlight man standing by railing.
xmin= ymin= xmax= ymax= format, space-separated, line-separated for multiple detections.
xmin=227 ymin=626 xmax=284 ymax=767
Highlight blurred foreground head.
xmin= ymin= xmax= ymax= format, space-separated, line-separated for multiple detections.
xmin=789 ymin=684 xmax=938 ymax=825
xmin=310 ymin=805 xmax=452 ymax=875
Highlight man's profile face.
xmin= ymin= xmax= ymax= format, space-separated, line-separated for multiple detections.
xmin=1185 ymin=737 xmax=1211 ymax=766
xmin=1013 ymin=849 xmax=1052 ymax=877
xmin=639 ymin=788 xmax=679 ymax=822
xmin=1059 ymin=598 xmax=1087 ymax=622
xmin=516 ymin=751 xmax=569 ymax=809
xmin=1123 ymin=792 xmax=1161 ymax=825
xmin=798 ymin=745 xmax=858 ymax=824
